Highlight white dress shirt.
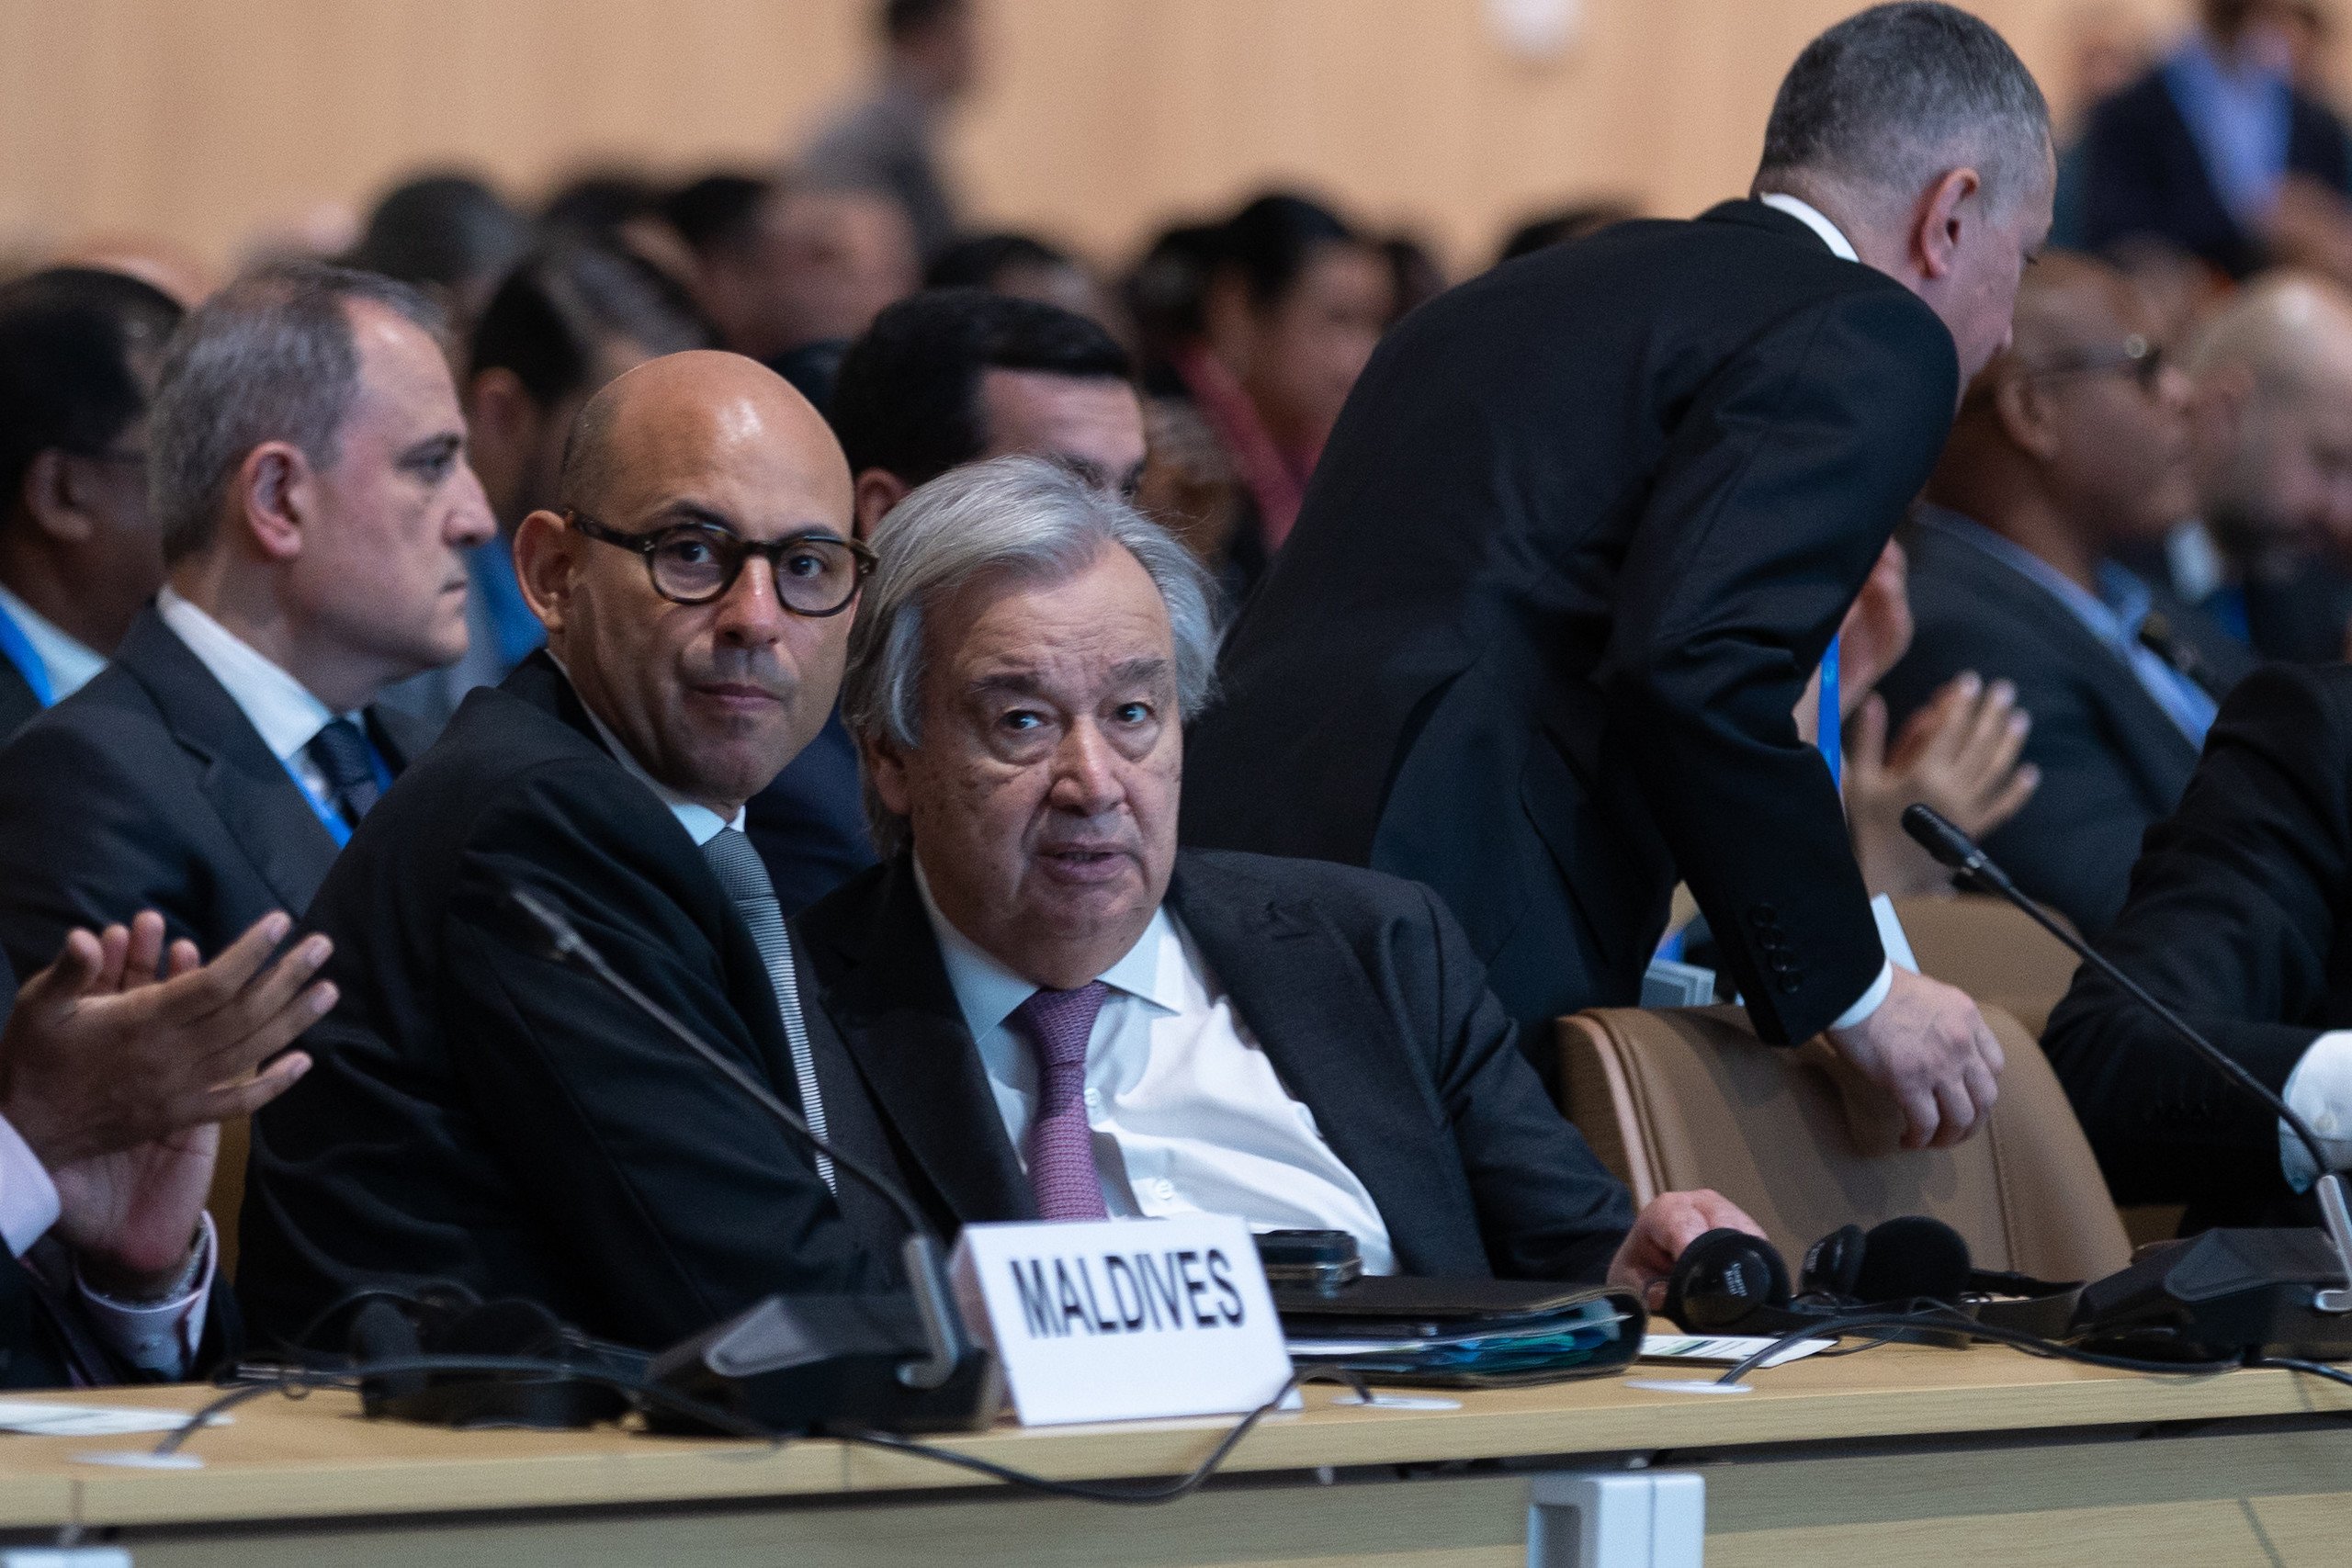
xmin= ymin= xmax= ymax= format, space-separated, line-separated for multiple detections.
xmin=0 ymin=583 xmax=104 ymax=701
xmin=1753 ymin=189 xmax=1898 ymax=1033
xmin=0 ymin=1115 xmax=216 ymax=1379
xmin=915 ymin=866 xmax=1399 ymax=1273
xmin=155 ymin=587 xmax=365 ymax=812
xmin=2282 ymin=1033 xmax=2352 ymax=1190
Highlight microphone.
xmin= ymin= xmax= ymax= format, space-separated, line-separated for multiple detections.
xmin=505 ymin=886 xmax=1000 ymax=1427
xmin=1900 ymin=805 xmax=2352 ymax=1339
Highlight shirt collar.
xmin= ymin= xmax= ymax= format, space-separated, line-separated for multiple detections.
xmin=546 ymin=653 xmax=744 ymax=846
xmin=1757 ymin=192 xmax=1860 ymax=263
xmin=1916 ymin=504 xmax=2154 ymax=639
xmin=155 ymin=585 xmax=348 ymax=762
xmin=912 ymin=857 xmax=1182 ymax=1044
xmin=0 ymin=582 xmax=104 ymax=699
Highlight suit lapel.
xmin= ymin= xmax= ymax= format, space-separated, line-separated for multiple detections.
xmin=797 ymin=858 xmax=1032 ymax=1228
xmin=1930 ymin=531 xmax=2202 ymax=798
xmin=1167 ymin=853 xmax=1480 ymax=1277
xmin=115 ymin=610 xmax=342 ymax=914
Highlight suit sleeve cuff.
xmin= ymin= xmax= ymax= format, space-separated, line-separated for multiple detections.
xmin=73 ymin=1212 xmax=215 ymax=1380
xmin=1826 ymin=897 xmax=1918 ymax=1032
xmin=2281 ymin=1031 xmax=2352 ymax=1191
xmin=0 ymin=1112 xmax=61 ymax=1258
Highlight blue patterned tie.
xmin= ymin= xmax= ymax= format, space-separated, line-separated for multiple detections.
xmin=305 ymin=717 xmax=381 ymax=829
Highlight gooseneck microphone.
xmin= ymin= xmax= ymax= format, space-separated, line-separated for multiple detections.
xmin=505 ymin=886 xmax=983 ymax=1398
xmin=1900 ymin=804 xmax=2352 ymax=1323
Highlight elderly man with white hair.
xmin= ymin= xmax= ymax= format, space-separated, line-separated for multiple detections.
xmin=797 ymin=456 xmax=1757 ymax=1294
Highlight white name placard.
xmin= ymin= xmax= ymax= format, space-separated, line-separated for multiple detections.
xmin=949 ymin=1214 xmax=1294 ymax=1427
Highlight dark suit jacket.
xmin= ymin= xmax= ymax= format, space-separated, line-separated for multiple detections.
xmin=2079 ymin=65 xmax=2352 ymax=279
xmin=0 ymin=657 xmax=38 ymax=744
xmin=0 ymin=606 xmax=432 ymax=978
xmin=797 ymin=850 xmax=1637 ymax=1281
xmin=1182 ymin=201 xmax=1960 ymax=1043
xmin=744 ymin=707 xmax=877 ymax=919
xmin=2041 ymin=663 xmax=2352 ymax=1225
xmin=1878 ymin=518 xmax=2208 ymax=940
xmin=238 ymin=654 xmax=888 ymax=1352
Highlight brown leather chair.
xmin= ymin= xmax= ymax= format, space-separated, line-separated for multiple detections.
xmin=209 ymin=1115 xmax=248 ymax=1281
xmin=1892 ymin=894 xmax=2081 ymax=1037
xmin=1557 ymin=1003 xmax=2130 ymax=1284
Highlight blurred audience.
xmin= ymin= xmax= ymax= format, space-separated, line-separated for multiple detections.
xmin=761 ymin=177 xmax=924 ymax=362
xmin=345 ymin=173 xmax=530 ymax=334
xmin=389 ymin=242 xmax=710 ymax=723
xmin=2164 ymin=271 xmax=2352 ymax=661
xmin=925 ymin=231 xmax=1121 ymax=334
xmin=2079 ymin=0 xmax=2352 ymax=279
xmin=747 ymin=287 xmax=1138 ymax=916
xmin=0 ymin=269 xmax=185 ymax=738
xmin=1378 ymin=232 xmax=1448 ymax=323
xmin=1882 ymin=254 xmax=2241 ymax=938
xmin=0 ymin=264 xmax=492 ymax=980
xmin=1155 ymin=193 xmax=1389 ymax=600
xmin=1494 ymin=201 xmax=1638 ymax=265
xmin=799 ymin=0 xmax=983 ymax=263
xmin=662 ymin=172 xmax=776 ymax=355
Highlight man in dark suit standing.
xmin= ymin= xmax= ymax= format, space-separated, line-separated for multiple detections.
xmin=1184 ymin=4 xmax=2051 ymax=1150
xmin=815 ymin=457 xmax=1750 ymax=1295
xmin=1882 ymin=254 xmax=2252 ymax=940
xmin=0 ymin=263 xmax=492 ymax=979
xmin=2043 ymin=662 xmax=2352 ymax=1229
xmin=0 ymin=269 xmax=186 ymax=741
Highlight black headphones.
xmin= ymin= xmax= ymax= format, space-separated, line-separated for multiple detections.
xmin=1661 ymin=1216 xmax=1974 ymax=1335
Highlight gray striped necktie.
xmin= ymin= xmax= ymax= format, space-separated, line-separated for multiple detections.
xmin=699 ymin=826 xmax=834 ymax=1191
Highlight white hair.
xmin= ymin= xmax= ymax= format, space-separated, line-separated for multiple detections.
xmin=841 ymin=455 xmax=1222 ymax=858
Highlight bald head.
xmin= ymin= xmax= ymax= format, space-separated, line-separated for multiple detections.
xmin=516 ymin=348 xmax=860 ymax=816
xmin=2188 ymin=273 xmax=2352 ymax=405
xmin=2185 ymin=274 xmax=2352 ymax=565
xmin=557 ymin=347 xmax=850 ymax=521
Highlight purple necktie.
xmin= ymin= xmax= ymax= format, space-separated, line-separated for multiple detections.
xmin=1012 ymin=981 xmax=1111 ymax=1222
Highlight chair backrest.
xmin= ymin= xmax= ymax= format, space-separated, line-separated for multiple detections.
xmin=1892 ymin=894 xmax=2082 ymax=1037
xmin=209 ymin=1114 xmax=248 ymax=1282
xmin=1557 ymin=1003 xmax=2130 ymax=1284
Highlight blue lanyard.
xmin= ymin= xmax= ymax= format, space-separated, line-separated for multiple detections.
xmin=277 ymin=722 xmax=392 ymax=849
xmin=0 ymin=605 xmax=53 ymax=708
xmin=1817 ymin=636 xmax=1842 ymax=789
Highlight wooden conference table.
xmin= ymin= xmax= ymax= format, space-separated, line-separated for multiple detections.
xmin=0 ymin=1345 xmax=2347 ymax=1566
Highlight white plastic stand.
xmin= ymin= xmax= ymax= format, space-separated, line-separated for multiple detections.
xmin=1526 ymin=1470 xmax=1704 ymax=1567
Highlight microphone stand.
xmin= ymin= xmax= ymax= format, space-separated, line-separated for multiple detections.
xmin=507 ymin=887 xmax=1001 ymax=1428
xmin=1901 ymin=806 xmax=2352 ymax=1329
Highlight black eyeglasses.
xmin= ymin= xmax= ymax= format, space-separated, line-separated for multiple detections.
xmin=567 ymin=511 xmax=875 ymax=615
xmin=2026 ymin=333 xmax=2167 ymax=395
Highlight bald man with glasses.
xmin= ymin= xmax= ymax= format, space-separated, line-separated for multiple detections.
xmin=238 ymin=350 xmax=896 ymax=1349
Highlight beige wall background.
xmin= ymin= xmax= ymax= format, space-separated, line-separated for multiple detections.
xmin=0 ymin=0 xmax=2225 ymax=279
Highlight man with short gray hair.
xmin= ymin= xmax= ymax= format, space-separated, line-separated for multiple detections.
xmin=1189 ymin=3 xmax=2052 ymax=1154
xmin=0 ymin=261 xmax=493 ymax=978
xmin=806 ymin=456 xmax=1757 ymax=1294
